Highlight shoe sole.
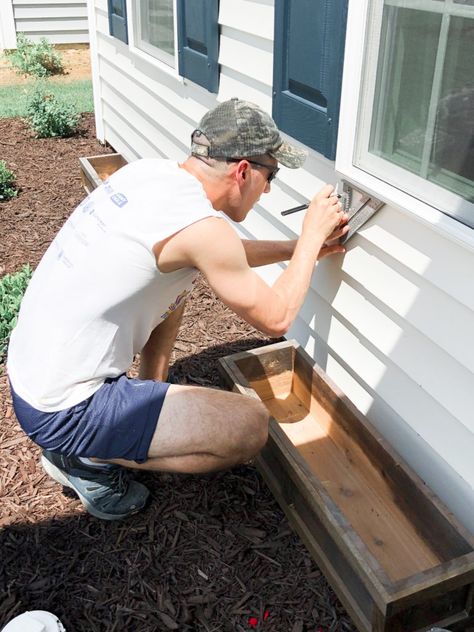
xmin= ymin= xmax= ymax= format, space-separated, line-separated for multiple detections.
xmin=41 ymin=454 xmax=145 ymax=521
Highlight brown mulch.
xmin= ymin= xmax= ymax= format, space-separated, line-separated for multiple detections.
xmin=0 ymin=115 xmax=356 ymax=632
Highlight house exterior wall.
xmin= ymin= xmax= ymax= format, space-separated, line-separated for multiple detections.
xmin=90 ymin=0 xmax=474 ymax=530
xmin=0 ymin=1 xmax=17 ymax=49
xmin=9 ymin=0 xmax=89 ymax=45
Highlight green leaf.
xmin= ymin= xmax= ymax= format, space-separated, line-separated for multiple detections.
xmin=0 ymin=264 xmax=33 ymax=362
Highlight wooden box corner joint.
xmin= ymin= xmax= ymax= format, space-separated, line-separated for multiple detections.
xmin=218 ymin=340 xmax=474 ymax=632
xmin=79 ymin=153 xmax=127 ymax=194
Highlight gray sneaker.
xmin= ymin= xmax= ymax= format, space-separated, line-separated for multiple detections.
xmin=41 ymin=449 xmax=150 ymax=521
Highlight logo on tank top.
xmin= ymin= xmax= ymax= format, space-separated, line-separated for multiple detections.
xmin=110 ymin=193 xmax=128 ymax=208
xmin=160 ymin=289 xmax=190 ymax=320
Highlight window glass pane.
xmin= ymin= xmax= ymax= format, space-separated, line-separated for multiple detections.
xmin=370 ymin=8 xmax=441 ymax=166
xmin=369 ymin=4 xmax=474 ymax=203
xmin=140 ymin=0 xmax=174 ymax=58
xmin=429 ymin=16 xmax=474 ymax=196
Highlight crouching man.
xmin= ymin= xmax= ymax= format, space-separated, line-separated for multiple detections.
xmin=7 ymin=98 xmax=347 ymax=520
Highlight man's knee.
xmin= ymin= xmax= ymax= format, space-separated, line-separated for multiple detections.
xmin=233 ymin=397 xmax=269 ymax=462
xmin=251 ymin=399 xmax=270 ymax=448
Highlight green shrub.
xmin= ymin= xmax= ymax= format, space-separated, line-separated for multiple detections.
xmin=27 ymin=83 xmax=80 ymax=138
xmin=0 ymin=264 xmax=32 ymax=362
xmin=4 ymin=33 xmax=63 ymax=78
xmin=0 ymin=161 xmax=18 ymax=201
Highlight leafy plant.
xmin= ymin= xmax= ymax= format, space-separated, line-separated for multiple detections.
xmin=4 ymin=33 xmax=64 ymax=78
xmin=0 ymin=160 xmax=18 ymax=201
xmin=26 ymin=83 xmax=80 ymax=138
xmin=0 ymin=264 xmax=32 ymax=362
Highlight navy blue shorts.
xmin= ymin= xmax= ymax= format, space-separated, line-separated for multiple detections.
xmin=9 ymin=375 xmax=170 ymax=463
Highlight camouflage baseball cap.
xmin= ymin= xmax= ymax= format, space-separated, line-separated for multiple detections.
xmin=191 ymin=98 xmax=306 ymax=169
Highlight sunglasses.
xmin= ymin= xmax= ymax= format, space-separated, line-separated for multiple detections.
xmin=226 ymin=157 xmax=280 ymax=183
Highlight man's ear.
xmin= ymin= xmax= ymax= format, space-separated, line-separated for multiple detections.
xmin=236 ymin=160 xmax=249 ymax=182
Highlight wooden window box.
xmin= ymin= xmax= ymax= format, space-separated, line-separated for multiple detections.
xmin=219 ymin=340 xmax=474 ymax=632
xmin=79 ymin=153 xmax=127 ymax=194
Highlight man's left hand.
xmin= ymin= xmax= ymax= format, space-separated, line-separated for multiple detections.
xmin=317 ymin=220 xmax=349 ymax=260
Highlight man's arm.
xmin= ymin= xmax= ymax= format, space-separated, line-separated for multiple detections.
xmin=241 ymin=231 xmax=346 ymax=268
xmin=160 ymin=186 xmax=345 ymax=338
xmin=241 ymin=239 xmax=295 ymax=267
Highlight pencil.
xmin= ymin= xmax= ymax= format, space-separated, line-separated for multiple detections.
xmin=281 ymin=195 xmax=341 ymax=216
xmin=281 ymin=203 xmax=308 ymax=216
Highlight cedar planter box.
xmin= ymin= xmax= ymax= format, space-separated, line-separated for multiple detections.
xmin=79 ymin=153 xmax=127 ymax=194
xmin=219 ymin=340 xmax=474 ymax=632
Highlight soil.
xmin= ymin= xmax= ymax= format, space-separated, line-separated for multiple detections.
xmin=0 ymin=44 xmax=92 ymax=86
xmin=0 ymin=116 xmax=357 ymax=632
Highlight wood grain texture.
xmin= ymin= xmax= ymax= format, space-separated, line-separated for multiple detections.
xmin=219 ymin=340 xmax=474 ymax=631
xmin=79 ymin=153 xmax=126 ymax=193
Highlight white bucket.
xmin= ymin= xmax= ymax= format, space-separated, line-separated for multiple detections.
xmin=1 ymin=611 xmax=65 ymax=632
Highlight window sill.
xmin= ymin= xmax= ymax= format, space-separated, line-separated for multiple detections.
xmin=128 ymin=43 xmax=182 ymax=82
xmin=335 ymin=158 xmax=474 ymax=254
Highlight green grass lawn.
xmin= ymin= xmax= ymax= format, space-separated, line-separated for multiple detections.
xmin=0 ymin=79 xmax=94 ymax=118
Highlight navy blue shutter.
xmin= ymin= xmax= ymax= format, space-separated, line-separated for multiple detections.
xmin=108 ymin=0 xmax=128 ymax=44
xmin=273 ymin=0 xmax=348 ymax=160
xmin=177 ymin=0 xmax=219 ymax=93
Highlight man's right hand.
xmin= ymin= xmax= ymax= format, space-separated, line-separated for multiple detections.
xmin=303 ymin=184 xmax=347 ymax=245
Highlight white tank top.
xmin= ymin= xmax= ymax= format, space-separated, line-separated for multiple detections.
xmin=7 ymin=159 xmax=221 ymax=411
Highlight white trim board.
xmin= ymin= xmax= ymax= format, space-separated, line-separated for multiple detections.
xmin=86 ymin=0 xmax=104 ymax=141
xmin=0 ymin=1 xmax=16 ymax=49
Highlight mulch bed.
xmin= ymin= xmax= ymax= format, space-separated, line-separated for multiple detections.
xmin=0 ymin=115 xmax=356 ymax=632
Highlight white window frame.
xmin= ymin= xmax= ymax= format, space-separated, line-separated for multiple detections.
xmin=126 ymin=0 xmax=181 ymax=78
xmin=336 ymin=0 xmax=474 ymax=251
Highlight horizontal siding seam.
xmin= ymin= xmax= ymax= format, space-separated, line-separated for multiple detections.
xmin=354 ymin=229 xmax=474 ymax=312
xmin=15 ymin=27 xmax=88 ymax=33
xmin=97 ymin=53 xmax=196 ymax=129
xmin=14 ymin=17 xmax=87 ymax=23
xmin=343 ymin=244 xmax=473 ymax=340
xmin=219 ymin=65 xmax=271 ymax=97
xmin=102 ymin=123 xmax=142 ymax=161
xmin=313 ymin=269 xmax=474 ymax=378
xmin=100 ymin=78 xmax=189 ymax=156
xmin=219 ymin=24 xmax=273 ymax=51
xmin=13 ymin=1 xmax=86 ymax=4
xmin=95 ymin=5 xmax=107 ymax=18
xmin=291 ymin=310 xmax=466 ymax=431
xmin=218 ymin=0 xmax=274 ymax=41
xmin=321 ymin=287 xmax=471 ymax=407
xmin=102 ymin=103 xmax=166 ymax=158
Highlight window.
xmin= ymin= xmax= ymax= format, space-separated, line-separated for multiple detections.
xmin=135 ymin=0 xmax=176 ymax=66
xmin=115 ymin=0 xmax=220 ymax=91
xmin=272 ymin=0 xmax=349 ymax=160
xmin=355 ymin=0 xmax=474 ymax=228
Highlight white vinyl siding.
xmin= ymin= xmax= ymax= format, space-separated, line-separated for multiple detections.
xmin=12 ymin=0 xmax=89 ymax=44
xmin=89 ymin=0 xmax=474 ymax=532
